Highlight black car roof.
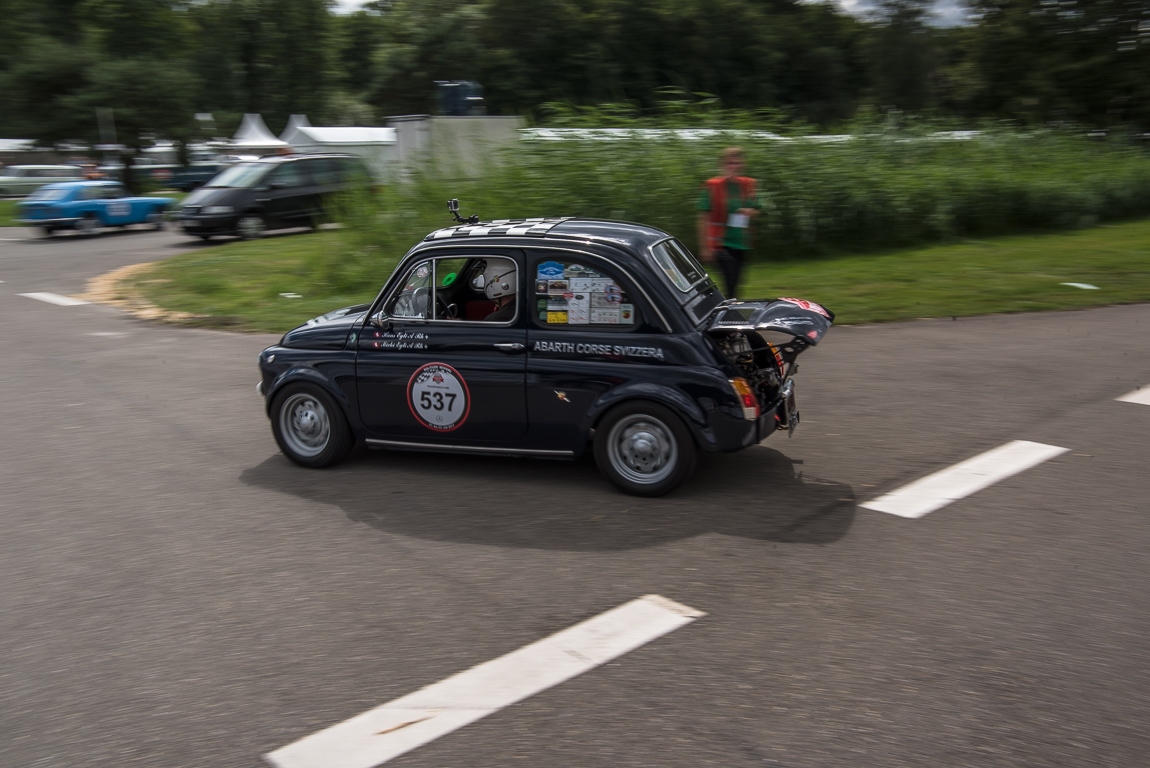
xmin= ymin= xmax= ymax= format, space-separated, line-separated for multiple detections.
xmin=421 ymin=217 xmax=673 ymax=253
xmin=247 ymin=153 xmax=360 ymax=164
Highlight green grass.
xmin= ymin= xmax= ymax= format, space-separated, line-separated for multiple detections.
xmin=126 ymin=218 xmax=1150 ymax=332
xmin=124 ymin=230 xmax=381 ymax=331
xmin=1 ymin=198 xmax=18 ymax=225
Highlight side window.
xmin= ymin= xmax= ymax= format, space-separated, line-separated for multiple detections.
xmin=103 ymin=185 xmax=126 ymax=199
xmin=268 ymin=162 xmax=305 ymax=188
xmin=308 ymin=158 xmax=340 ymax=185
xmin=387 ymin=260 xmax=432 ymax=319
xmin=337 ymin=157 xmax=369 ymax=183
xmin=531 ymin=259 xmax=639 ymax=328
xmin=80 ymin=187 xmax=102 ymax=201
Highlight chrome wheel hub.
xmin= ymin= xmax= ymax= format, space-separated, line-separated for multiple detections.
xmin=238 ymin=216 xmax=265 ymax=239
xmin=608 ymin=415 xmax=677 ymax=485
xmin=280 ymin=393 xmax=330 ymax=457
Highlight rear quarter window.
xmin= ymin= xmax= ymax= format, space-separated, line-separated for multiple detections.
xmin=531 ymin=258 xmax=641 ymax=329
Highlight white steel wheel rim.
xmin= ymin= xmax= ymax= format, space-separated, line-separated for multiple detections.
xmin=238 ymin=215 xmax=265 ymax=238
xmin=279 ymin=393 xmax=331 ymax=457
xmin=607 ymin=414 xmax=678 ymax=485
xmin=78 ymin=217 xmax=98 ymax=234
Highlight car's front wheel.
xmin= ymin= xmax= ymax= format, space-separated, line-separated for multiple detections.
xmin=236 ymin=213 xmax=266 ymax=240
xmin=270 ymin=384 xmax=353 ymax=468
xmin=76 ymin=214 xmax=102 ymax=236
xmin=146 ymin=211 xmax=166 ymax=230
xmin=593 ymin=401 xmax=696 ymax=496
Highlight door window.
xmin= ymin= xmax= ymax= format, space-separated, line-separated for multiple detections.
xmin=305 ymin=158 xmax=339 ymax=185
xmin=386 ymin=256 xmax=518 ymax=323
xmin=267 ymin=162 xmax=305 ymax=188
xmin=531 ymin=259 xmax=640 ymax=328
xmin=387 ymin=260 xmax=432 ymax=319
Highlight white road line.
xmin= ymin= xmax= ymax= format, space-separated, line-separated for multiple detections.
xmin=264 ymin=595 xmax=705 ymax=768
xmin=860 ymin=440 xmax=1069 ymax=519
xmin=17 ymin=292 xmax=89 ymax=306
xmin=1117 ymin=388 xmax=1150 ymax=406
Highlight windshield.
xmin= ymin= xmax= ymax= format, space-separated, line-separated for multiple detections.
xmin=650 ymin=239 xmax=707 ymax=292
xmin=205 ymin=162 xmax=271 ymax=189
xmin=27 ymin=187 xmax=68 ymax=201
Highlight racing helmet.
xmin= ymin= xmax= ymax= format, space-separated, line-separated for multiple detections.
xmin=473 ymin=258 xmax=516 ymax=300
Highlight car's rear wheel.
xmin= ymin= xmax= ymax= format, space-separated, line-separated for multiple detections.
xmin=270 ymin=384 xmax=353 ymax=468
xmin=41 ymin=227 xmax=55 ymax=236
xmin=593 ymin=401 xmax=696 ymax=496
xmin=236 ymin=213 xmax=266 ymax=240
xmin=76 ymin=214 xmax=101 ymax=236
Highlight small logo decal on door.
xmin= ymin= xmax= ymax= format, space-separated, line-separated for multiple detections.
xmin=407 ymin=363 xmax=471 ymax=432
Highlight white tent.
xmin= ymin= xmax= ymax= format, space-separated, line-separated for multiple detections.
xmin=229 ymin=114 xmax=288 ymax=154
xmin=279 ymin=120 xmax=396 ymax=180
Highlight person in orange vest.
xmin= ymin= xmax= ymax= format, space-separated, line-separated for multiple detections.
xmin=696 ymin=146 xmax=761 ymax=298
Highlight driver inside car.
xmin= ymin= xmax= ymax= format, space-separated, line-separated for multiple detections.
xmin=473 ymin=258 xmax=517 ymax=322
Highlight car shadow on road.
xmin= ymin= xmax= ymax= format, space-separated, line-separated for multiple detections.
xmin=239 ymin=444 xmax=856 ymax=551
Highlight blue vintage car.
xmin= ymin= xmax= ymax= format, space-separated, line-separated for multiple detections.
xmin=15 ymin=181 xmax=175 ymax=236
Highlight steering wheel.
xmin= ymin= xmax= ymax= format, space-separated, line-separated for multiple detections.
xmin=436 ymin=294 xmax=458 ymax=320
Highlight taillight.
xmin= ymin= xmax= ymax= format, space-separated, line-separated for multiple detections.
xmin=728 ymin=378 xmax=760 ymax=420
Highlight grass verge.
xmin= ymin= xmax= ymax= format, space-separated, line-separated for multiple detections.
xmin=1 ymin=198 xmax=19 ymax=225
xmin=116 ymin=219 xmax=1150 ymax=333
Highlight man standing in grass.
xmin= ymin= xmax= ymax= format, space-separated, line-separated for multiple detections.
xmin=697 ymin=146 xmax=761 ymax=298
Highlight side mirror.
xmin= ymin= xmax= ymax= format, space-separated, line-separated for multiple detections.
xmin=369 ymin=310 xmax=389 ymax=329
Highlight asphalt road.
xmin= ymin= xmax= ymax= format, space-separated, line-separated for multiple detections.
xmin=2 ymin=224 xmax=1148 ymax=768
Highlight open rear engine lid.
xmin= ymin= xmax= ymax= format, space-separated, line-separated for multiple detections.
xmin=706 ymin=297 xmax=834 ymax=344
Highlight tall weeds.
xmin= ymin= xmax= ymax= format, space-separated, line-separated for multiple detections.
xmin=323 ymin=107 xmax=1150 ymax=292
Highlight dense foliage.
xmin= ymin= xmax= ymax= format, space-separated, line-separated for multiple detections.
xmin=308 ymin=113 xmax=1150 ymax=302
xmin=2 ymin=0 xmax=1150 ymax=147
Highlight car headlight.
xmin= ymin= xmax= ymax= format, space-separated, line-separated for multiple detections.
xmin=203 ymin=205 xmax=234 ymax=215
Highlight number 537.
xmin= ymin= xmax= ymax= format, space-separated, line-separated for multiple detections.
xmin=420 ymin=390 xmax=456 ymax=411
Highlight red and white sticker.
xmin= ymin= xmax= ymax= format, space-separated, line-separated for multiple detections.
xmin=777 ymin=297 xmax=830 ymax=318
xmin=407 ymin=363 xmax=470 ymax=432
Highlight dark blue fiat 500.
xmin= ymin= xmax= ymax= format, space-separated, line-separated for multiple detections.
xmin=257 ymin=213 xmax=833 ymax=496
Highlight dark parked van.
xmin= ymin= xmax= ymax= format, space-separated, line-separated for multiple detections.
xmin=176 ymin=153 xmax=373 ymax=240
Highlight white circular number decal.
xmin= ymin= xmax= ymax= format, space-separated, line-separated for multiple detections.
xmin=407 ymin=363 xmax=470 ymax=432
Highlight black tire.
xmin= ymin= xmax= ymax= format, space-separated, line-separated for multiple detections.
xmin=236 ymin=213 xmax=267 ymax=240
xmin=199 ymin=234 xmax=212 ymax=241
xmin=269 ymin=383 xmax=354 ymax=468
xmin=76 ymin=214 xmax=101 ymax=236
xmin=146 ymin=210 xmax=166 ymax=230
xmin=593 ymin=401 xmax=697 ymax=496
xmin=42 ymin=227 xmax=55 ymax=236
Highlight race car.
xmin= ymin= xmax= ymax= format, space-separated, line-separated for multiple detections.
xmin=15 ymin=181 xmax=174 ymax=236
xmin=257 ymin=206 xmax=834 ymax=496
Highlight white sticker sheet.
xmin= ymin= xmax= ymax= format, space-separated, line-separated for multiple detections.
xmin=535 ymin=261 xmax=636 ymax=326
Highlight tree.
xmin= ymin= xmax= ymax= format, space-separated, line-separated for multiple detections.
xmin=864 ymin=0 xmax=937 ymax=112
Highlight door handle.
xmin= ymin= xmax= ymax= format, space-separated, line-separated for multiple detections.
xmin=493 ymin=342 xmax=525 ymax=352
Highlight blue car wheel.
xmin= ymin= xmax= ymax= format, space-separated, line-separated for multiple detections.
xmin=76 ymin=214 xmax=102 ymax=236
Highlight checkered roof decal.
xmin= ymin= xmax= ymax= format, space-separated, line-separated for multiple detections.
xmin=424 ymin=217 xmax=574 ymax=240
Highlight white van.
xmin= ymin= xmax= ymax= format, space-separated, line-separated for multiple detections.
xmin=0 ymin=165 xmax=85 ymax=196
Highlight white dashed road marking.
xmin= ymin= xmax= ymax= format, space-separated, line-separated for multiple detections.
xmin=263 ymin=595 xmax=705 ymax=768
xmin=18 ymin=292 xmax=89 ymax=306
xmin=861 ymin=440 xmax=1069 ymax=519
xmin=1117 ymin=388 xmax=1150 ymax=406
